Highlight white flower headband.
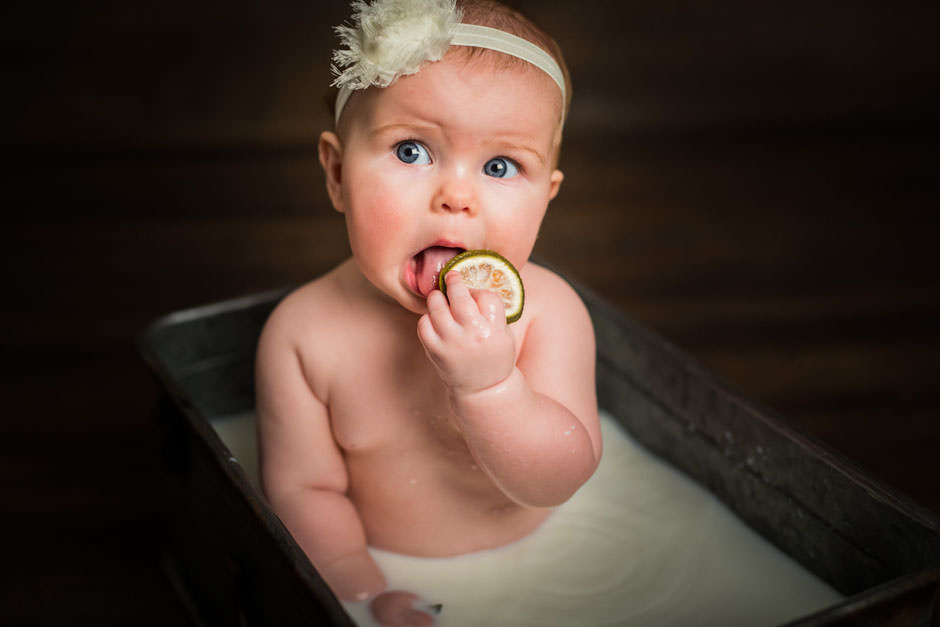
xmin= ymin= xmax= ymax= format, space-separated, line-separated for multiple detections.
xmin=330 ymin=0 xmax=566 ymax=126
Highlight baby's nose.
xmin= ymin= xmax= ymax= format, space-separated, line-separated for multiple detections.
xmin=441 ymin=198 xmax=472 ymax=213
xmin=434 ymin=169 xmax=476 ymax=215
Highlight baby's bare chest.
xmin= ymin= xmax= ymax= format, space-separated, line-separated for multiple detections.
xmin=326 ymin=346 xmax=504 ymax=516
xmin=325 ymin=338 xmax=467 ymax=456
xmin=303 ymin=317 xmax=542 ymax=553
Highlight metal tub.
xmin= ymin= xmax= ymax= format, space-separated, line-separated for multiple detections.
xmin=139 ymin=287 xmax=940 ymax=626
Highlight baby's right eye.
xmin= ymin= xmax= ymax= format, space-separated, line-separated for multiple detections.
xmin=395 ymin=141 xmax=431 ymax=165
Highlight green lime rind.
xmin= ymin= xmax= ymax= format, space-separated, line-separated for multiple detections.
xmin=438 ymin=249 xmax=525 ymax=324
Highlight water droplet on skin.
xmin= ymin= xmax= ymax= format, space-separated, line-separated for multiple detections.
xmin=471 ymin=318 xmax=491 ymax=338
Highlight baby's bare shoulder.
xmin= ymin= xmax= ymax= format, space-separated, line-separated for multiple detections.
xmin=516 ymin=262 xmax=595 ymax=360
xmin=257 ymin=263 xmax=358 ymax=403
xmin=263 ymin=264 xmax=350 ymax=341
xmin=520 ymin=263 xmax=590 ymax=319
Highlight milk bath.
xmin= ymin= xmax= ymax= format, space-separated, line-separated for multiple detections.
xmin=210 ymin=411 xmax=841 ymax=626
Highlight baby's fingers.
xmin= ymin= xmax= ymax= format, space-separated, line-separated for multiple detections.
xmin=370 ymin=591 xmax=436 ymax=627
xmin=470 ymin=288 xmax=508 ymax=327
xmin=420 ymin=290 xmax=454 ymax=339
xmin=443 ymin=271 xmax=481 ymax=325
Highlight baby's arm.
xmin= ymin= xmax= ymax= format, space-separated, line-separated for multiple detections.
xmin=255 ymin=309 xmax=385 ymax=602
xmin=418 ymin=269 xmax=601 ymax=507
xmin=257 ymin=298 xmax=436 ymax=626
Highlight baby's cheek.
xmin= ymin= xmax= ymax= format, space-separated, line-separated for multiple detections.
xmin=488 ymin=221 xmax=538 ymax=267
xmin=348 ymin=199 xmax=408 ymax=247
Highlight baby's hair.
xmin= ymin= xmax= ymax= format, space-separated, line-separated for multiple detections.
xmin=325 ymin=0 xmax=571 ymax=130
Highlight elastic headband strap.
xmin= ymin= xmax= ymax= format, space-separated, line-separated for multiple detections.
xmin=335 ymin=23 xmax=566 ymax=127
xmin=450 ymin=24 xmax=566 ymax=100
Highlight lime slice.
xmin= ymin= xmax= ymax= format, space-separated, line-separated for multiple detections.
xmin=438 ymin=250 xmax=525 ymax=323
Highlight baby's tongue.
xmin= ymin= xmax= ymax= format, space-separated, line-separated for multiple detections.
xmin=415 ymin=246 xmax=461 ymax=296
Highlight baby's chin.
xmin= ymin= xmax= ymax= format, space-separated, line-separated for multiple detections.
xmin=385 ymin=281 xmax=432 ymax=318
xmin=397 ymin=295 xmax=430 ymax=317
xmin=351 ymin=264 xmax=428 ymax=318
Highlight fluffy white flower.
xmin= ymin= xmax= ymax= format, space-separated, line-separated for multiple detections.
xmin=331 ymin=0 xmax=463 ymax=90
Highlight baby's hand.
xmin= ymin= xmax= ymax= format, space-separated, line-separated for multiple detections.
xmin=370 ymin=590 xmax=437 ymax=627
xmin=418 ymin=271 xmax=516 ymax=394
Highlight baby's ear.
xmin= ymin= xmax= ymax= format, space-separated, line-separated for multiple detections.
xmin=549 ymin=169 xmax=564 ymax=201
xmin=318 ymin=131 xmax=345 ymax=213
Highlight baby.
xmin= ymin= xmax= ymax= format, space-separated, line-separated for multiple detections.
xmin=255 ymin=0 xmax=601 ymax=624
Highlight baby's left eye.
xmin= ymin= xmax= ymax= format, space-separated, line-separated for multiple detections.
xmin=483 ymin=157 xmax=519 ymax=179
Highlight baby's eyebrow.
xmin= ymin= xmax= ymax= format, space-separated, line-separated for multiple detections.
xmin=369 ymin=122 xmax=438 ymax=139
xmin=498 ymin=141 xmax=547 ymax=167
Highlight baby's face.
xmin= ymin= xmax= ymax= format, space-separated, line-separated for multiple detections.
xmin=328 ymin=52 xmax=564 ymax=315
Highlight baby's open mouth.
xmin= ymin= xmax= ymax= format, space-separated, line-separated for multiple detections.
xmin=411 ymin=246 xmax=464 ymax=297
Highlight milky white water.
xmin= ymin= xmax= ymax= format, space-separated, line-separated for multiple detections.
xmin=210 ymin=411 xmax=841 ymax=626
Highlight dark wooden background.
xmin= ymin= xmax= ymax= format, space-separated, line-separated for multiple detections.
xmin=2 ymin=1 xmax=937 ymax=624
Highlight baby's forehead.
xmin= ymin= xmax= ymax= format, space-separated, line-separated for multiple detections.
xmin=346 ymin=52 xmax=563 ymax=135
xmin=448 ymin=48 xmax=562 ymax=103
xmin=449 ymin=45 xmax=542 ymax=77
